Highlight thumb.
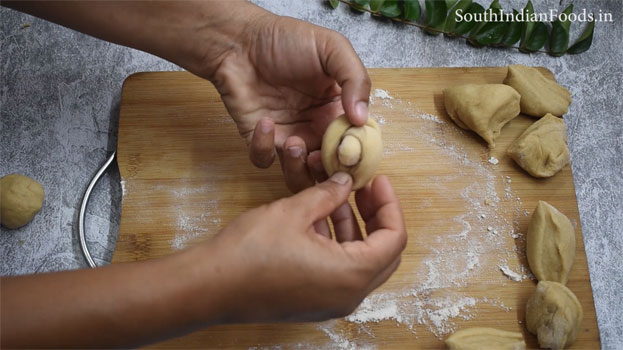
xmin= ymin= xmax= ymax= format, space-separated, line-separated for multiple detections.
xmin=319 ymin=33 xmax=371 ymax=126
xmin=287 ymin=172 xmax=353 ymax=223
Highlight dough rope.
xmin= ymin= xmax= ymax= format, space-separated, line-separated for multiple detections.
xmin=321 ymin=115 xmax=382 ymax=190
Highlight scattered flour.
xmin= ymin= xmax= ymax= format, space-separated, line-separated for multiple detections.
xmin=374 ymin=88 xmax=394 ymax=100
xmin=255 ymin=87 xmax=530 ymax=349
xmin=317 ymin=321 xmax=377 ymax=350
xmin=418 ymin=113 xmax=446 ymax=124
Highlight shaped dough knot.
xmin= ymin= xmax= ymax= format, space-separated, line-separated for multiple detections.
xmin=321 ymin=115 xmax=382 ymax=190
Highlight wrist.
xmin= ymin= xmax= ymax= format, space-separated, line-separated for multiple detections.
xmin=160 ymin=242 xmax=237 ymax=328
xmin=166 ymin=1 xmax=275 ymax=82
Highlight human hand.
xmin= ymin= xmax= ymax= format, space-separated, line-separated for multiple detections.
xmin=188 ymin=3 xmax=371 ymax=191
xmin=191 ymin=173 xmax=406 ymax=323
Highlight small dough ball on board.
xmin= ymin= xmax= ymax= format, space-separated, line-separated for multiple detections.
xmin=507 ymin=113 xmax=570 ymax=178
xmin=1 ymin=174 xmax=45 ymax=229
xmin=503 ymin=64 xmax=571 ymax=117
xmin=445 ymin=327 xmax=526 ymax=349
xmin=526 ymin=281 xmax=583 ymax=349
xmin=527 ymin=201 xmax=575 ymax=284
xmin=321 ymin=115 xmax=382 ymax=190
xmin=443 ymin=84 xmax=520 ymax=147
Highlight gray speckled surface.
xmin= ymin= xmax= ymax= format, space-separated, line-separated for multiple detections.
xmin=1 ymin=1 xmax=621 ymax=348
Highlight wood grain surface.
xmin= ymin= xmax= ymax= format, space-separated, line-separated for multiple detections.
xmin=112 ymin=68 xmax=600 ymax=349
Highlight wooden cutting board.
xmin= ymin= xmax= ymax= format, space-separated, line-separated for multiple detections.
xmin=113 ymin=68 xmax=600 ymax=349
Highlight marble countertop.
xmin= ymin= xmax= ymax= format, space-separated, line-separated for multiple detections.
xmin=1 ymin=0 xmax=621 ymax=348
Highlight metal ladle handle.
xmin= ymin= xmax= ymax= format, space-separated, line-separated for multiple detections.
xmin=78 ymin=151 xmax=117 ymax=268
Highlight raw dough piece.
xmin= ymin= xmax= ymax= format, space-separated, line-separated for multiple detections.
xmin=503 ymin=64 xmax=571 ymax=117
xmin=443 ymin=84 xmax=521 ymax=147
xmin=445 ymin=327 xmax=526 ymax=349
xmin=1 ymin=174 xmax=44 ymax=229
xmin=321 ymin=115 xmax=382 ymax=190
xmin=507 ymin=113 xmax=570 ymax=178
xmin=526 ymin=281 xmax=583 ymax=349
xmin=527 ymin=201 xmax=575 ymax=284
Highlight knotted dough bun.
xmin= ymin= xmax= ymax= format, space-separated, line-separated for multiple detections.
xmin=321 ymin=115 xmax=382 ymax=190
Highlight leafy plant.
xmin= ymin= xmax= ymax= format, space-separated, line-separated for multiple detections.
xmin=328 ymin=0 xmax=595 ymax=56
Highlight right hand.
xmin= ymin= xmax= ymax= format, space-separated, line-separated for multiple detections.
xmin=195 ymin=173 xmax=406 ymax=323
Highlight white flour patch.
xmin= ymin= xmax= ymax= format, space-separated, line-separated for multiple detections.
xmin=370 ymin=89 xmax=395 ymax=109
xmin=488 ymin=156 xmax=499 ymax=165
xmin=373 ymin=88 xmax=393 ymax=100
xmin=418 ymin=113 xmax=446 ymax=124
xmin=498 ymin=264 xmax=523 ymax=282
xmin=317 ymin=321 xmax=377 ymax=350
xmin=346 ymin=293 xmax=403 ymax=325
xmin=170 ymin=199 xmax=221 ymax=250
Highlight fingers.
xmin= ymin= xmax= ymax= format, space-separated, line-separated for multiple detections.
xmin=281 ymin=136 xmax=315 ymax=193
xmin=318 ymin=33 xmax=371 ymax=126
xmin=249 ymin=118 xmax=276 ymax=168
xmin=355 ymin=176 xmax=404 ymax=235
xmin=307 ymin=151 xmax=328 ymax=182
xmin=345 ymin=176 xmax=406 ymax=281
xmin=286 ymin=172 xmax=353 ymax=224
xmin=330 ymin=202 xmax=363 ymax=242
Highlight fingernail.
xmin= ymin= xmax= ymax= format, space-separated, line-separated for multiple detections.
xmin=355 ymin=101 xmax=369 ymax=121
xmin=288 ymin=146 xmax=302 ymax=158
xmin=260 ymin=120 xmax=272 ymax=134
xmin=330 ymin=172 xmax=351 ymax=185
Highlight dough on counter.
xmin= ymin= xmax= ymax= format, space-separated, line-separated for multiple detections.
xmin=445 ymin=327 xmax=526 ymax=349
xmin=1 ymin=174 xmax=45 ymax=229
xmin=526 ymin=281 xmax=583 ymax=349
xmin=443 ymin=84 xmax=521 ymax=147
xmin=507 ymin=113 xmax=570 ymax=178
xmin=321 ymin=115 xmax=382 ymax=190
xmin=503 ymin=64 xmax=571 ymax=117
xmin=527 ymin=201 xmax=576 ymax=285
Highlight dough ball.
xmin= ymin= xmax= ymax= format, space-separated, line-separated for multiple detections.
xmin=321 ymin=115 xmax=382 ymax=190
xmin=527 ymin=201 xmax=575 ymax=285
xmin=526 ymin=281 xmax=583 ymax=349
xmin=507 ymin=113 xmax=570 ymax=178
xmin=445 ymin=327 xmax=526 ymax=349
xmin=1 ymin=174 xmax=45 ymax=229
xmin=443 ymin=84 xmax=520 ymax=147
xmin=503 ymin=64 xmax=571 ymax=117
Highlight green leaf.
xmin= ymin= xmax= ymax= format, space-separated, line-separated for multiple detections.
xmin=424 ymin=0 xmax=449 ymax=35
xmin=519 ymin=0 xmax=535 ymax=51
xmin=444 ymin=0 xmax=472 ymax=36
xmin=445 ymin=0 xmax=459 ymax=10
xmin=470 ymin=21 xmax=508 ymax=46
xmin=369 ymin=0 xmax=385 ymax=12
xmin=567 ymin=19 xmax=595 ymax=54
xmin=469 ymin=0 xmax=502 ymax=39
xmin=403 ymin=0 xmax=421 ymax=22
xmin=329 ymin=0 xmax=340 ymax=9
xmin=454 ymin=2 xmax=485 ymax=36
xmin=501 ymin=9 xmax=522 ymax=46
xmin=380 ymin=0 xmax=401 ymax=17
xmin=520 ymin=21 xmax=549 ymax=52
xmin=352 ymin=0 xmax=370 ymax=10
xmin=549 ymin=4 xmax=573 ymax=56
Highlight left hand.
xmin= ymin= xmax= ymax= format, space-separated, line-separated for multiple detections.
xmin=189 ymin=3 xmax=372 ymax=192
